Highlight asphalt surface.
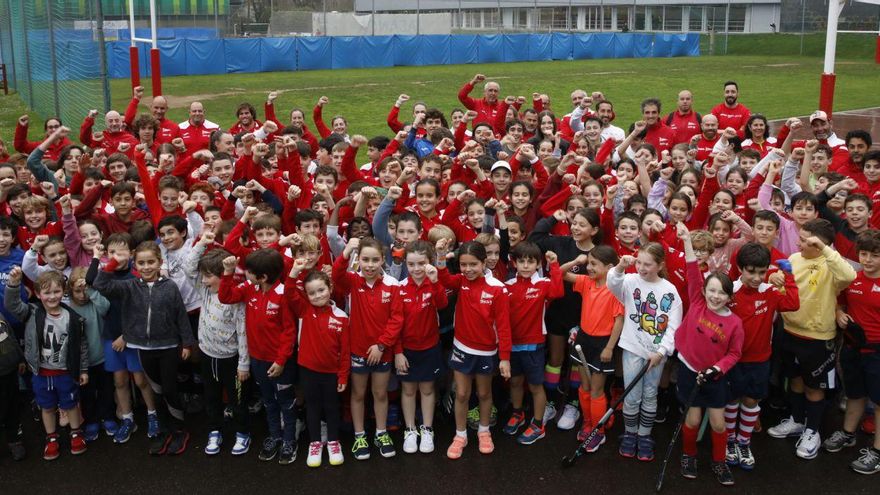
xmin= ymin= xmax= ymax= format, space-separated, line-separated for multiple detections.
xmin=1 ymin=396 xmax=877 ymax=495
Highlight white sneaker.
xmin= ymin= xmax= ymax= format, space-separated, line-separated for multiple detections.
xmin=204 ymin=431 xmax=222 ymax=455
xmin=320 ymin=421 xmax=328 ymax=443
xmin=768 ymin=416 xmax=805 ymax=439
xmin=542 ymin=402 xmax=558 ymax=425
xmin=403 ymin=428 xmax=419 ymax=454
xmin=796 ymin=429 xmax=821 ymax=460
xmin=557 ymin=403 xmax=581 ymax=431
xmin=419 ymin=425 xmax=435 ymax=453
xmin=327 ymin=440 xmax=345 ymax=466
xmin=306 ymin=441 xmax=323 ymax=467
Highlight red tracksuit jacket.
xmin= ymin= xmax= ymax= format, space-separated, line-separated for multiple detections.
xmin=384 ymin=276 xmax=449 ymax=354
xmin=729 ymin=271 xmax=800 ymax=363
xmin=438 ymin=268 xmax=513 ymax=360
xmin=285 ymin=281 xmax=351 ymax=386
xmin=218 ymin=275 xmax=296 ymax=366
xmin=505 ymin=262 xmax=565 ymax=345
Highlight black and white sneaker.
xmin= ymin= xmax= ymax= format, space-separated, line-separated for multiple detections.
xmin=680 ymin=454 xmax=698 ymax=479
xmin=258 ymin=437 xmax=282 ymax=461
xmin=851 ymin=447 xmax=880 ymax=475
xmin=278 ymin=440 xmax=298 ymax=465
xmin=712 ymin=461 xmax=735 ymax=486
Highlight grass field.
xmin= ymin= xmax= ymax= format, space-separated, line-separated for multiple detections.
xmin=3 ymin=52 xmax=880 ymax=156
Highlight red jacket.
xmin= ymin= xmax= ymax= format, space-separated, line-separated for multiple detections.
xmin=730 ymin=270 xmax=800 ymax=363
xmin=643 ymin=121 xmax=675 ymax=155
xmin=457 ymin=81 xmax=502 ymax=126
xmin=695 ymin=135 xmax=720 ymax=162
xmin=79 ymin=117 xmax=139 ymax=151
xmin=384 ymin=276 xmax=448 ymax=353
xmin=14 ymin=124 xmax=72 ymax=161
xmin=711 ymin=103 xmax=751 ymax=134
xmin=839 ymin=271 xmax=880 ymax=345
xmin=178 ymin=119 xmax=220 ymax=158
xmin=504 ymin=263 xmax=564 ymax=345
xmin=285 ymin=281 xmax=351 ymax=385
xmin=123 ymin=98 xmax=180 ymax=144
xmin=438 ymin=268 xmax=513 ymax=360
xmin=229 ymin=119 xmax=262 ymax=136
xmin=666 ymin=110 xmax=702 ymax=145
xmin=218 ymin=275 xmax=296 ymax=366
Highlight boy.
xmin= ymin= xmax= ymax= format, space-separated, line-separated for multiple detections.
xmin=817 ymin=177 xmax=871 ymax=265
xmin=0 ymin=315 xmax=26 ymax=461
xmin=728 ymin=210 xmax=787 ymax=281
xmin=726 ymin=243 xmax=800 ymax=469
xmin=825 ymin=229 xmax=880 ymax=474
xmin=768 ymin=219 xmax=856 ymax=459
xmin=76 ymin=181 xmax=150 ymax=234
xmin=0 ymin=217 xmax=26 ymax=332
xmin=5 ymin=269 xmax=89 ymax=461
xmin=219 ymin=249 xmax=297 ymax=465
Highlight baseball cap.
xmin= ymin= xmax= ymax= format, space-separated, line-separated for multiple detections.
xmin=490 ymin=161 xmax=511 ymax=173
xmin=809 ymin=110 xmax=829 ymax=123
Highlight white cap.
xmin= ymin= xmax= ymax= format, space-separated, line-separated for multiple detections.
xmin=809 ymin=110 xmax=829 ymax=123
xmin=490 ymin=161 xmax=511 ymax=173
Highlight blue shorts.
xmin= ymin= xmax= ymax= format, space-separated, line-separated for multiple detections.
xmin=102 ymin=339 xmax=144 ymax=373
xmin=839 ymin=347 xmax=880 ymax=404
xmin=676 ymin=365 xmax=728 ymax=409
xmin=350 ymin=354 xmax=392 ymax=375
xmin=509 ymin=346 xmax=545 ymax=386
xmin=33 ymin=374 xmax=79 ymax=410
xmin=398 ymin=345 xmax=443 ymax=382
xmin=726 ymin=361 xmax=771 ymax=401
xmin=448 ymin=345 xmax=498 ymax=376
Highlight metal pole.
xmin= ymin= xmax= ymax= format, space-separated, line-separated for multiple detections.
xmin=45 ymin=0 xmax=60 ymax=118
xmin=18 ymin=0 xmax=34 ymax=109
xmin=371 ymin=0 xmax=375 ymax=36
xmin=567 ymin=0 xmax=572 ymax=32
xmin=323 ymin=0 xmax=327 ymax=36
xmin=95 ymin=0 xmax=111 ymax=113
xmin=417 ymin=0 xmax=420 ymax=35
xmin=534 ymin=0 xmax=538 ymax=32
xmin=214 ymin=0 xmax=219 ymax=36
xmin=3 ymin=0 xmax=16 ymax=92
xmin=800 ymin=0 xmax=806 ymax=55
xmin=724 ymin=0 xmax=730 ymax=54
xmin=600 ymin=0 xmax=605 ymax=31
xmin=498 ymin=0 xmax=502 ymax=32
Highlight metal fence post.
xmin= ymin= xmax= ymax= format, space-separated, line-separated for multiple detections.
xmin=3 ymin=0 xmax=16 ymax=92
xmin=95 ymin=0 xmax=110 ymax=113
xmin=46 ymin=0 xmax=61 ymax=117
xmin=19 ymin=0 xmax=33 ymax=109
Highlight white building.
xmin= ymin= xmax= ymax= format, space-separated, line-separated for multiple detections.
xmin=353 ymin=0 xmax=782 ymax=34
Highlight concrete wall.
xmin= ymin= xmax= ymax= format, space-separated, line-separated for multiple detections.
xmin=313 ymin=12 xmax=452 ymax=36
xmin=745 ymin=4 xmax=781 ymax=33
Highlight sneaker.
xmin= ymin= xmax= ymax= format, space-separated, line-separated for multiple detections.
xmin=231 ymin=433 xmax=251 ymax=456
xmin=387 ymin=404 xmax=402 ymax=432
xmin=374 ymin=431 xmax=396 ymax=458
xmin=577 ymin=422 xmax=592 ymax=442
xmin=725 ymin=440 xmax=739 ymax=466
xmin=307 ymin=441 xmax=323 ymax=467
xmin=166 ymin=430 xmax=190 ymax=455
xmin=114 ymin=418 xmax=137 ymax=444
xmin=258 ymin=437 xmax=281 ymax=461
xmin=795 ymin=428 xmax=821 ymax=460
xmin=681 ymin=454 xmax=698 ymax=479
xmin=767 ymin=416 xmax=805 ymax=439
xmin=477 ymin=430 xmax=494 ymax=454
xmin=204 ymin=431 xmax=222 ymax=456
xmin=148 ymin=431 xmax=172 ymax=455
xmin=402 ymin=428 xmax=419 ymax=454
xmin=503 ymin=411 xmax=526 ymax=435
xmin=712 ymin=461 xmax=735 ymax=485
xmin=278 ymin=440 xmax=297 ymax=465
xmin=619 ymin=432 xmax=637 ymax=458
xmin=862 ymin=414 xmax=876 ymax=435
xmin=146 ymin=412 xmax=160 ymax=439
xmin=467 ymin=407 xmax=481 ymax=430
xmin=584 ymin=431 xmax=606 ymax=453
xmin=43 ymin=434 xmax=60 ymax=461
xmin=823 ymin=430 xmax=857 ymax=453
xmin=447 ymin=435 xmax=467 ymax=460
xmin=542 ymin=401 xmax=558 ymax=425
xmin=737 ymin=442 xmax=755 ymax=470
xmin=8 ymin=441 xmax=26 ymax=461
xmin=418 ymin=425 xmax=434 ymax=453
xmin=327 ymin=440 xmax=345 ymax=465
xmin=84 ymin=423 xmax=100 ymax=442
xmin=557 ymin=403 xmax=581 ymax=430
xmin=517 ymin=421 xmax=546 ymax=445
xmin=70 ymin=430 xmax=87 ymax=455
xmin=102 ymin=419 xmax=119 ymax=437
xmin=637 ymin=435 xmax=655 ymax=461
xmin=352 ymin=434 xmax=370 ymax=460
xmin=851 ymin=447 xmax=880 ymax=475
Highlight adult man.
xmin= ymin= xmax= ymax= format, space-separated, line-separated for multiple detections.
xmin=179 ymin=102 xmax=220 ymax=158
xmin=596 ymin=100 xmax=625 ymax=142
xmin=694 ymin=114 xmax=720 ymax=162
xmin=123 ymin=86 xmax=180 ymax=144
xmin=639 ymin=98 xmax=675 ymax=154
xmin=229 ymin=103 xmax=262 ymax=135
xmin=778 ymin=111 xmax=849 ymax=170
xmin=457 ymin=73 xmax=502 ymax=126
xmin=711 ymin=81 xmax=751 ymax=135
xmin=80 ymin=109 xmax=138 ymax=151
xmin=666 ymin=90 xmax=702 ymax=145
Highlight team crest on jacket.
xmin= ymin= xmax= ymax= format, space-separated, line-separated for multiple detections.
xmin=382 ymin=291 xmax=391 ymax=303
xmin=480 ymin=291 xmax=493 ymax=304
xmin=328 ymin=317 xmax=343 ymax=332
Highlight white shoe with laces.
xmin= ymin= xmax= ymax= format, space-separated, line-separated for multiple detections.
xmin=419 ymin=425 xmax=435 ymax=453
xmin=327 ymin=440 xmax=345 ymax=466
xmin=557 ymin=403 xmax=581 ymax=431
xmin=543 ymin=402 xmax=558 ymax=425
xmin=307 ymin=441 xmax=323 ymax=467
xmin=204 ymin=431 xmax=222 ymax=456
xmin=796 ymin=429 xmax=821 ymax=460
xmin=768 ymin=416 xmax=805 ymax=439
xmin=403 ymin=428 xmax=419 ymax=454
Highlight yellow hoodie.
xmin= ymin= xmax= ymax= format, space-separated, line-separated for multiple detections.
xmin=782 ymin=246 xmax=856 ymax=341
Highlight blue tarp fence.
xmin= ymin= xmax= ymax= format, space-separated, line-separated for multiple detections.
xmin=36 ymin=32 xmax=701 ymax=81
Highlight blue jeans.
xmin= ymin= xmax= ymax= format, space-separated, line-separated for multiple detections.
xmin=250 ymin=358 xmax=296 ymax=442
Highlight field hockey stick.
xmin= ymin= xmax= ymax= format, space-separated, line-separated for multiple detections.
xmin=561 ymin=359 xmax=651 ymax=468
xmin=655 ymin=379 xmax=702 ymax=492
xmin=575 ymin=344 xmax=592 ymax=382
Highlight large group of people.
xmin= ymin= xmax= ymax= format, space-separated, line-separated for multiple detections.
xmin=0 ymin=74 xmax=878 ymax=486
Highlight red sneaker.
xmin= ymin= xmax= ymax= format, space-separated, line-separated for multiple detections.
xmin=43 ymin=434 xmax=60 ymax=461
xmin=70 ymin=430 xmax=87 ymax=455
xmin=862 ymin=414 xmax=876 ymax=435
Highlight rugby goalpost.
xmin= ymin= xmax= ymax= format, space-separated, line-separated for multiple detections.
xmin=127 ymin=0 xmax=162 ymax=96
xmin=820 ymin=0 xmax=880 ymax=115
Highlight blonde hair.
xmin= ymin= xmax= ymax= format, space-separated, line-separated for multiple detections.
xmin=67 ymin=267 xmax=87 ymax=293
xmin=427 ymin=224 xmax=456 ymax=245
xmin=292 ymin=233 xmax=321 ymax=255
xmin=690 ymin=230 xmax=715 ymax=255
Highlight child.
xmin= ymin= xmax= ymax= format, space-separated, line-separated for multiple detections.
xmin=286 ymin=261 xmax=350 ymax=468
xmin=435 ymin=240 xmax=512 ymax=459
xmin=93 ymin=241 xmax=195 ymax=456
xmin=0 ymin=313 xmax=26 ymax=461
xmin=563 ymin=245 xmax=624 ymax=449
xmin=22 ymin=235 xmax=71 ymax=283
xmin=5 ymin=269 xmax=89 ymax=461
xmin=332 ymin=237 xmax=403 ymax=460
xmin=218 ymin=249 xmax=298 ymax=465
xmin=768 ymin=219 xmax=856 ymax=459
xmin=185 ymin=241 xmax=251 ymax=456
xmin=607 ymin=243 xmax=683 ymax=462
xmin=675 ymin=223 xmax=744 ymax=486
xmin=824 ymin=229 xmax=880 ymax=474
xmin=503 ymin=243 xmax=563 ymax=445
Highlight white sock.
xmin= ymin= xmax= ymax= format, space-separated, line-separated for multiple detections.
xmin=455 ymin=429 xmax=467 ymax=438
xmin=147 ymin=410 xmax=157 ymax=416
xmin=477 ymin=424 xmax=490 ymax=433
xmin=122 ymin=413 xmax=134 ymax=421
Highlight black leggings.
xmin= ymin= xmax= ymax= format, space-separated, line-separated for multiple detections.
xmin=80 ymin=364 xmax=115 ymax=424
xmin=300 ymin=367 xmax=340 ymax=442
xmin=201 ymin=354 xmax=250 ymax=434
xmin=0 ymin=371 xmax=21 ymax=442
xmin=138 ymin=348 xmax=184 ymax=431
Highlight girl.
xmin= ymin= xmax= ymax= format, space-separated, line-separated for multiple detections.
xmin=563 ymin=245 xmax=624 ymax=449
xmin=93 ymin=241 xmax=195 ymax=455
xmin=675 ymin=223 xmax=744 ymax=486
xmin=332 ymin=237 xmax=402 ymax=460
xmin=60 ymin=195 xmax=102 ymax=268
xmin=440 ymin=189 xmax=486 ymax=243
xmin=287 ymin=262 xmax=350 ymax=468
xmin=435 ymin=240 xmax=511 ymax=459
xmin=22 ymin=235 xmax=70 ymax=284
xmin=707 ymin=210 xmax=754 ymax=275
xmin=388 ymin=241 xmax=448 ymax=454
xmin=607 ymin=243 xmax=683 ymax=462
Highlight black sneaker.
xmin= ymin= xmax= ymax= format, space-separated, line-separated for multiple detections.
xmin=352 ymin=433 xmax=370 ymax=460
xmin=680 ymin=454 xmax=698 ymax=479
xmin=712 ymin=461 xmax=735 ymax=486
xmin=166 ymin=430 xmax=190 ymax=455
xmin=259 ymin=437 xmax=282 ymax=461
xmin=148 ymin=431 xmax=172 ymax=455
xmin=278 ymin=440 xmax=297 ymax=465
xmin=374 ymin=432 xmax=396 ymax=458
